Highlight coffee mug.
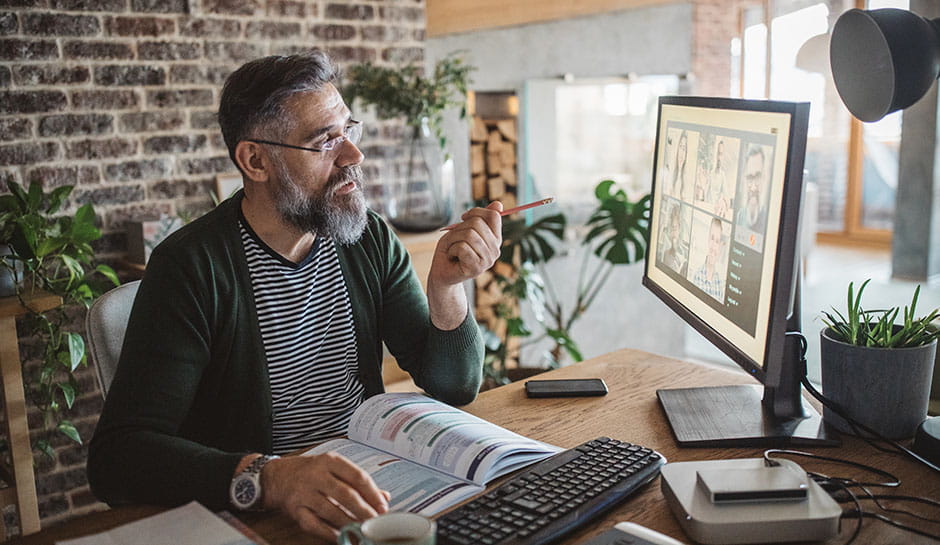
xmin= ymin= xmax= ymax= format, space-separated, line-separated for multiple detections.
xmin=338 ymin=512 xmax=436 ymax=545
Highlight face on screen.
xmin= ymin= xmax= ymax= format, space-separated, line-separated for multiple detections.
xmin=744 ymin=149 xmax=766 ymax=217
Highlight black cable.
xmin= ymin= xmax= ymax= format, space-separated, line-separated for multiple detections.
xmin=786 ymin=331 xmax=940 ymax=474
xmin=854 ymin=488 xmax=940 ymax=524
xmin=763 ymin=449 xmax=900 ymax=487
xmin=822 ymin=477 xmax=864 ymax=545
xmin=845 ymin=511 xmax=940 ymax=541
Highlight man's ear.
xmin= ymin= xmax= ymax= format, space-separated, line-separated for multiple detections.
xmin=234 ymin=140 xmax=270 ymax=183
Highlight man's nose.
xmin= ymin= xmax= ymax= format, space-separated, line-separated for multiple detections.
xmin=336 ymin=139 xmax=364 ymax=168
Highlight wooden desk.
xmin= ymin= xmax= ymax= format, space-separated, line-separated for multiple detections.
xmin=12 ymin=349 xmax=939 ymax=544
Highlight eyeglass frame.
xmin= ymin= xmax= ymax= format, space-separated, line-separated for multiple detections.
xmin=244 ymin=120 xmax=363 ymax=154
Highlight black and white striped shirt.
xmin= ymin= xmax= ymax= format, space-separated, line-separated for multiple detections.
xmin=240 ymin=220 xmax=364 ymax=455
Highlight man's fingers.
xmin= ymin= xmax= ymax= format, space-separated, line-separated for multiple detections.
xmin=324 ymin=453 xmax=389 ymax=514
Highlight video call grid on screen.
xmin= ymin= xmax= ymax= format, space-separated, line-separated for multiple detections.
xmin=647 ymin=103 xmax=792 ymax=368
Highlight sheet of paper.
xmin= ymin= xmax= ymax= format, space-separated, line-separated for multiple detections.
xmin=57 ymin=501 xmax=254 ymax=545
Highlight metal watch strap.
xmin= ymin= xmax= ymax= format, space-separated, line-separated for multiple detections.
xmin=231 ymin=454 xmax=279 ymax=511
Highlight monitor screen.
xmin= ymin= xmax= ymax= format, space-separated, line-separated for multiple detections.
xmin=642 ymin=96 xmax=835 ymax=447
xmin=646 ymin=98 xmax=795 ymax=378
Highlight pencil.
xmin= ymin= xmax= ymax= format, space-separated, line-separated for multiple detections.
xmin=440 ymin=197 xmax=556 ymax=231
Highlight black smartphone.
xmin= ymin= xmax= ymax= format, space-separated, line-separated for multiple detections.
xmin=524 ymin=378 xmax=608 ymax=398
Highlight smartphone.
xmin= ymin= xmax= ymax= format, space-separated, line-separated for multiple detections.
xmin=524 ymin=378 xmax=608 ymax=398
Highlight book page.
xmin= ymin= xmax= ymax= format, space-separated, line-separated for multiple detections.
xmin=347 ymin=393 xmax=561 ymax=485
xmin=304 ymin=439 xmax=483 ymax=515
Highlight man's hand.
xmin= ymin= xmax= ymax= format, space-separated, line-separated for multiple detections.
xmin=426 ymin=202 xmax=503 ymax=330
xmin=261 ymin=453 xmax=390 ymax=540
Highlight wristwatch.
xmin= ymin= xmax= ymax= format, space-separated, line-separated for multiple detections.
xmin=229 ymin=454 xmax=279 ymax=511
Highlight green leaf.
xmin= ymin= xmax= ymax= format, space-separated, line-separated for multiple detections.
xmin=67 ymin=332 xmax=84 ymax=371
xmin=35 ymin=439 xmax=55 ymax=459
xmin=46 ymin=186 xmax=73 ymax=215
xmin=96 ymin=264 xmax=120 ymax=286
xmin=58 ymin=382 xmax=76 ymax=409
xmin=7 ymin=181 xmax=29 ymax=208
xmin=26 ymin=180 xmax=43 ymax=211
xmin=57 ymin=421 xmax=82 ymax=444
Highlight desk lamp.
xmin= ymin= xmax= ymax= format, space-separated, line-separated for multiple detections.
xmin=830 ymin=7 xmax=940 ymax=122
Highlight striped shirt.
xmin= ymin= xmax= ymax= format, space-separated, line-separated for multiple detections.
xmin=240 ymin=220 xmax=364 ymax=455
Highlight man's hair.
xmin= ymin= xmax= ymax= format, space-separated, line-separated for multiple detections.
xmin=218 ymin=49 xmax=339 ymax=168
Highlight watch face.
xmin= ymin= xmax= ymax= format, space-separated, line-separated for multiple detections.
xmin=234 ymin=477 xmax=258 ymax=507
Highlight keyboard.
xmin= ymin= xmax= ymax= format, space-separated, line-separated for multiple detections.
xmin=436 ymin=437 xmax=665 ymax=545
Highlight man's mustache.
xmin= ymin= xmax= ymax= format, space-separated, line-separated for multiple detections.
xmin=328 ymin=166 xmax=363 ymax=195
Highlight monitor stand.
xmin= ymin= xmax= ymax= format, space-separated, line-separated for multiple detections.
xmin=657 ymin=384 xmax=839 ymax=447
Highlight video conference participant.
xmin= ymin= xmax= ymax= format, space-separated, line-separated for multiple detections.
xmin=736 ymin=144 xmax=769 ymax=233
xmin=693 ymin=216 xmax=726 ymax=301
xmin=88 ymin=49 xmax=501 ymax=541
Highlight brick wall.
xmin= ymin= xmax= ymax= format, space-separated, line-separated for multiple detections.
xmin=691 ymin=0 xmax=738 ymax=97
xmin=0 ymin=0 xmax=425 ymax=532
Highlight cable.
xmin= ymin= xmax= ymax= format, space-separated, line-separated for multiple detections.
xmin=786 ymin=331 xmax=940 ymax=474
xmin=846 ymin=511 xmax=940 ymax=541
xmin=763 ymin=449 xmax=899 ymax=488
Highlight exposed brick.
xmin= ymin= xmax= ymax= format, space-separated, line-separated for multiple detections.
xmin=324 ymin=45 xmax=376 ymax=64
xmin=178 ymin=17 xmax=240 ymax=38
xmin=71 ymin=90 xmax=139 ymax=110
xmin=0 ymin=0 xmax=49 ymax=6
xmin=326 ymin=3 xmax=374 ymax=21
xmin=94 ymin=65 xmax=165 ymax=86
xmin=37 ymin=493 xmax=69 ymax=520
xmin=131 ymin=0 xmax=189 ymax=13
xmin=0 ymin=141 xmax=59 ymax=166
xmin=106 ymin=15 xmax=174 ymax=36
xmin=22 ymin=13 xmax=100 ymax=36
xmin=104 ymin=157 xmax=171 ymax=181
xmin=412 ymin=28 xmax=425 ymax=41
xmin=0 ymin=66 xmax=8 ymax=87
xmin=63 ymin=40 xmax=134 ymax=60
xmin=0 ymin=90 xmax=66 ymax=114
xmin=143 ymin=134 xmax=206 ymax=154
xmin=312 ymin=23 xmax=356 ymax=41
xmin=204 ymin=41 xmax=265 ymax=63
xmin=104 ymin=201 xmax=172 ymax=229
xmin=73 ymin=184 xmax=145 ymax=206
xmin=36 ymin=467 xmax=87 ymax=496
xmin=52 ymin=0 xmax=127 ymax=10
xmin=209 ymin=132 xmax=226 ymax=150
xmin=139 ymin=40 xmax=201 ymax=60
xmin=203 ymin=0 xmax=258 ymax=16
xmin=146 ymin=89 xmax=213 ymax=108
xmin=169 ymin=64 xmax=232 ymax=85
xmin=379 ymin=6 xmax=424 ymax=23
xmin=26 ymin=165 xmax=100 ymax=187
xmin=0 ymin=12 xmax=16 ymax=35
xmin=66 ymin=137 xmax=137 ymax=160
xmin=0 ymin=168 xmax=17 ymax=190
xmin=38 ymin=114 xmax=113 ymax=137
xmin=70 ymin=488 xmax=103 ymax=509
xmin=0 ymin=117 xmax=31 ymax=141
xmin=189 ymin=109 xmax=217 ymax=129
xmin=382 ymin=46 xmax=423 ymax=64
xmin=149 ymin=177 xmax=213 ymax=199
xmin=13 ymin=65 xmax=90 ymax=85
xmin=244 ymin=20 xmax=301 ymax=40
xmin=266 ymin=0 xmax=308 ymax=18
xmin=0 ymin=38 xmax=59 ymax=60
xmin=119 ymin=110 xmax=185 ymax=132
xmin=56 ymin=442 xmax=89 ymax=467
xmin=178 ymin=155 xmax=231 ymax=175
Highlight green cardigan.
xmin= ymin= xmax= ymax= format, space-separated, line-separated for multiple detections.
xmin=87 ymin=194 xmax=484 ymax=510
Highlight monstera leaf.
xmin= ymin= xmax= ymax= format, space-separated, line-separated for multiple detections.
xmin=584 ymin=180 xmax=651 ymax=265
xmin=499 ymin=212 xmax=566 ymax=266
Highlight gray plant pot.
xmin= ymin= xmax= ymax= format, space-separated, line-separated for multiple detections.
xmin=0 ymin=244 xmax=20 ymax=297
xmin=820 ymin=326 xmax=937 ymax=440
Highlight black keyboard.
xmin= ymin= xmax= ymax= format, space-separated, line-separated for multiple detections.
xmin=436 ymin=437 xmax=665 ymax=545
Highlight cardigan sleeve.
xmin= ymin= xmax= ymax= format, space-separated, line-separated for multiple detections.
xmin=87 ymin=241 xmax=246 ymax=510
xmin=376 ymin=224 xmax=484 ymax=406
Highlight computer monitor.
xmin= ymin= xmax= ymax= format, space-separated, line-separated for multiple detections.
xmin=642 ymin=96 xmax=837 ymax=447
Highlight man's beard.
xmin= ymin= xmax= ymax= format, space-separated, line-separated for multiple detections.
xmin=271 ymin=158 xmax=368 ymax=246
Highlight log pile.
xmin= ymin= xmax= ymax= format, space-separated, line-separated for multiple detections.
xmin=470 ymin=115 xmax=521 ymax=369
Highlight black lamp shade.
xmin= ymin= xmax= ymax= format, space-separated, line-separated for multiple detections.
xmin=830 ymin=8 xmax=940 ymax=122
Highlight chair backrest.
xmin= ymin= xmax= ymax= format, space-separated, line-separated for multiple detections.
xmin=85 ymin=280 xmax=140 ymax=398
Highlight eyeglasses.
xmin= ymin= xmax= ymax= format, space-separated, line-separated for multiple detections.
xmin=246 ymin=120 xmax=362 ymax=153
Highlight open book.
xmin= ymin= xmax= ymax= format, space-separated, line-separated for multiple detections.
xmin=303 ymin=392 xmax=562 ymax=515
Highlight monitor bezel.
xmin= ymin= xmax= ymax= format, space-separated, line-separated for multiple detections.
xmin=642 ymin=96 xmax=809 ymax=390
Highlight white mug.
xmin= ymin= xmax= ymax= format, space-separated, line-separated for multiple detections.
xmin=337 ymin=512 xmax=436 ymax=545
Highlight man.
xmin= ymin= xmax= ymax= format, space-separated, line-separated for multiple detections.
xmin=736 ymin=144 xmax=768 ymax=233
xmin=693 ymin=216 xmax=725 ymax=301
xmin=88 ymin=50 xmax=501 ymax=541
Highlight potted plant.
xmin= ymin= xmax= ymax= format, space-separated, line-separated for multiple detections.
xmin=342 ymin=52 xmax=475 ymax=232
xmin=483 ymin=180 xmax=650 ymax=385
xmin=820 ymin=279 xmax=939 ymax=440
xmin=0 ymin=181 xmax=119 ymax=455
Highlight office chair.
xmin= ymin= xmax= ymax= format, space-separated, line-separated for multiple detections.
xmin=85 ymin=280 xmax=140 ymax=397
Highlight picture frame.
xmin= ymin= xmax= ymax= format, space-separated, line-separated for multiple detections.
xmin=214 ymin=173 xmax=243 ymax=203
